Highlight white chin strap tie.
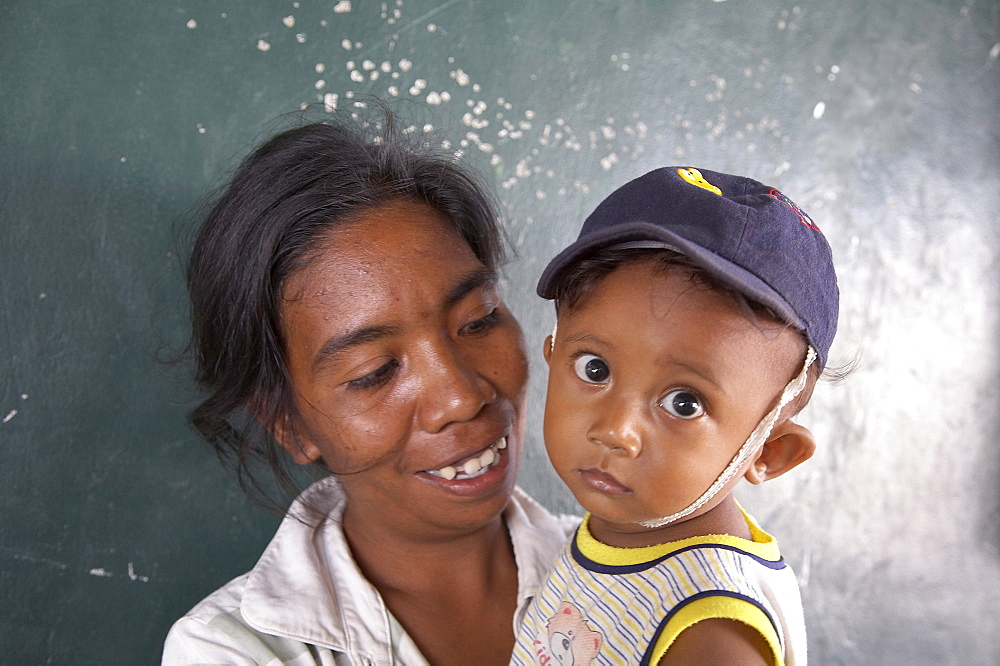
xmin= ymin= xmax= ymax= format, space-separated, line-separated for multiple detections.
xmin=637 ymin=346 xmax=817 ymax=529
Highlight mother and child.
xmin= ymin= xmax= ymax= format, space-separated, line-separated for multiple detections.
xmin=164 ymin=106 xmax=838 ymax=665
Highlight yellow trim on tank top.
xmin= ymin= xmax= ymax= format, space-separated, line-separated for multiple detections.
xmin=575 ymin=502 xmax=781 ymax=566
xmin=648 ymin=595 xmax=783 ymax=665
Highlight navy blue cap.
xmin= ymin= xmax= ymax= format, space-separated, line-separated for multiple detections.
xmin=537 ymin=166 xmax=839 ymax=368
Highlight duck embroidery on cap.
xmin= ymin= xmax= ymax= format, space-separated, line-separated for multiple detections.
xmin=676 ymin=167 xmax=722 ymax=195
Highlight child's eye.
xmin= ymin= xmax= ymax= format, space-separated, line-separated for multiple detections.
xmin=573 ymin=354 xmax=610 ymax=384
xmin=659 ymin=390 xmax=704 ymax=419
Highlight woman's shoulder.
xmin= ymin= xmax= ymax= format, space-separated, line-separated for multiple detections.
xmin=162 ymin=574 xmax=329 ymax=664
xmin=161 ymin=573 xmax=256 ymax=664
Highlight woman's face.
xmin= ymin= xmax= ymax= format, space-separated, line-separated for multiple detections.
xmin=279 ymin=200 xmax=528 ymax=537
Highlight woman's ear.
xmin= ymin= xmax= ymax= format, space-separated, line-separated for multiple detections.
xmin=542 ymin=334 xmax=554 ymax=364
xmin=271 ymin=416 xmax=323 ymax=465
xmin=251 ymin=397 xmax=322 ymax=465
xmin=745 ymin=421 xmax=816 ymax=485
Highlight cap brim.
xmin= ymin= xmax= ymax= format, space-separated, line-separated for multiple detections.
xmin=537 ymin=221 xmax=806 ymax=333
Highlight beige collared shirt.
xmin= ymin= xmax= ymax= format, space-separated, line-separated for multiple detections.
xmin=163 ymin=477 xmax=576 ymax=665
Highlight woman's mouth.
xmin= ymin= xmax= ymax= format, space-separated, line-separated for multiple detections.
xmin=424 ymin=437 xmax=507 ymax=481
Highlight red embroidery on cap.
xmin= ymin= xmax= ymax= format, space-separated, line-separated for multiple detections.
xmin=767 ymin=188 xmax=820 ymax=230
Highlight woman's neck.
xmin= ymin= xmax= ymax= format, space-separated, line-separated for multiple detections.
xmin=342 ymin=504 xmax=520 ymax=665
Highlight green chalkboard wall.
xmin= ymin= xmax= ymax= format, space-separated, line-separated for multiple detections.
xmin=3 ymin=1 xmax=999 ymax=663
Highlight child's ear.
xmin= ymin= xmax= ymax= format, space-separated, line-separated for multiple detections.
xmin=542 ymin=335 xmax=554 ymax=364
xmin=252 ymin=398 xmax=323 ymax=465
xmin=745 ymin=421 xmax=816 ymax=485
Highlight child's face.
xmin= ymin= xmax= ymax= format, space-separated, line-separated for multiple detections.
xmin=543 ymin=259 xmax=804 ymax=535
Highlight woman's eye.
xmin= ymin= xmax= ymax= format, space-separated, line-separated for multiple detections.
xmin=461 ymin=308 xmax=502 ymax=335
xmin=573 ymin=354 xmax=610 ymax=384
xmin=660 ymin=390 xmax=704 ymax=419
xmin=346 ymin=360 xmax=398 ymax=390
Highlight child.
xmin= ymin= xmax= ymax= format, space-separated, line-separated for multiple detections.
xmin=512 ymin=167 xmax=838 ymax=665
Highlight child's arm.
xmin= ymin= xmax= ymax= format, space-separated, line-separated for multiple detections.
xmin=658 ymin=619 xmax=773 ymax=666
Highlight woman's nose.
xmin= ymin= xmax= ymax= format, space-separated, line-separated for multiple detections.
xmin=587 ymin=396 xmax=643 ymax=458
xmin=416 ymin=342 xmax=496 ymax=432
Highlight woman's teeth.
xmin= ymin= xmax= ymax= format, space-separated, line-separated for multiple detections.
xmin=428 ymin=437 xmax=507 ymax=481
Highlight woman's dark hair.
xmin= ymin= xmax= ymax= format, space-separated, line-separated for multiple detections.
xmin=186 ymin=104 xmax=505 ymax=508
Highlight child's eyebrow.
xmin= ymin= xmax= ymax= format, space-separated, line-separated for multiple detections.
xmin=560 ymin=332 xmax=611 ymax=348
xmin=667 ymin=360 xmax=726 ymax=394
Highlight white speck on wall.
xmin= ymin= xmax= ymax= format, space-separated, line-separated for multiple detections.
xmin=991 ymin=43 xmax=1000 ymax=61
xmin=351 ymin=70 xmax=364 ymax=83
xmin=398 ymin=59 xmax=413 ymax=72
xmin=21 ymin=394 xmax=28 ymax=400
xmin=427 ymin=23 xmax=437 ymax=33
xmin=315 ymin=63 xmax=325 ymax=74
xmin=909 ymin=82 xmax=922 ymax=93
xmin=381 ymin=61 xmax=392 ymax=73
xmin=362 ymin=60 xmax=376 ymax=70
xmin=256 ymin=39 xmax=271 ymax=52
xmin=324 ymin=93 xmax=338 ymax=111
xmin=296 ymin=33 xmax=307 ymax=43
xmin=3 ymin=410 xmax=16 ymax=424
xmin=452 ymin=69 xmax=470 ymax=86
xmin=186 ymin=19 xmax=198 ymax=29
xmin=120 ymin=157 xmax=127 ymax=163
xmin=600 ymin=153 xmax=619 ymax=170
xmin=89 ymin=567 xmax=113 ymax=578
xmin=283 ymin=15 xmax=295 ymax=28
xmin=334 ymin=1 xmax=352 ymax=14
xmin=341 ymin=38 xmax=353 ymax=50
xmin=426 ymin=91 xmax=442 ymax=105
xmin=315 ymin=79 xmax=326 ymax=90
xmin=812 ymin=101 xmax=826 ymax=119
xmin=387 ymin=85 xmax=399 ymax=96
xmin=127 ymin=562 xmax=149 ymax=583
xmin=196 ymin=123 xmax=206 ymax=134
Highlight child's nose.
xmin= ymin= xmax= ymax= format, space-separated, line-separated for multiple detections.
xmin=587 ymin=398 xmax=643 ymax=458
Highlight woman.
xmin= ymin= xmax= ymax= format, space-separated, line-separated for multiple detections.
xmin=163 ymin=109 xmax=575 ymax=665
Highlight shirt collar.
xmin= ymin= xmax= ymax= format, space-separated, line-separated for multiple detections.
xmin=240 ymin=478 xmax=576 ymax=661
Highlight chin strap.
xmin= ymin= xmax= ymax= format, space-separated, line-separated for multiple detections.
xmin=637 ymin=346 xmax=817 ymax=529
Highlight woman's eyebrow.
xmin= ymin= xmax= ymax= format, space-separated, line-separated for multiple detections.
xmin=312 ymin=324 xmax=399 ymax=373
xmin=444 ymin=267 xmax=498 ymax=308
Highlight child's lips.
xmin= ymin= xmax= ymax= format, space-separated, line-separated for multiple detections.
xmin=579 ymin=468 xmax=632 ymax=495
